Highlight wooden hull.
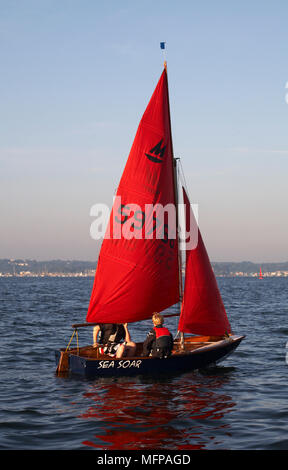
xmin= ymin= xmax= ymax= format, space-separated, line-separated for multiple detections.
xmin=55 ymin=335 xmax=244 ymax=379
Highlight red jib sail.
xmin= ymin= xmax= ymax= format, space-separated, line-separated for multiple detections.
xmin=178 ymin=188 xmax=232 ymax=336
xmin=86 ymin=68 xmax=179 ymax=324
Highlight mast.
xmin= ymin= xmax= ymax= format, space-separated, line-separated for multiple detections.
xmin=163 ymin=56 xmax=184 ymax=348
xmin=163 ymin=60 xmax=183 ymax=308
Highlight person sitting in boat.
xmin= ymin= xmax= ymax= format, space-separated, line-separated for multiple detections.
xmin=93 ymin=323 xmax=136 ymax=358
xmin=142 ymin=313 xmax=173 ymax=359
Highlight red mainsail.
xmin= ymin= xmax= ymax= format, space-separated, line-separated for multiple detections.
xmin=86 ymin=68 xmax=180 ymax=324
xmin=178 ymin=188 xmax=232 ymax=336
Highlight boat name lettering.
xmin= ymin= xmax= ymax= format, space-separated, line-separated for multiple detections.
xmin=118 ymin=359 xmax=142 ymax=369
xmin=97 ymin=360 xmax=142 ymax=369
xmin=97 ymin=360 xmax=115 ymax=369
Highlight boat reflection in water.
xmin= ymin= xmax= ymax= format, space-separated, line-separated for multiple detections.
xmin=78 ymin=371 xmax=236 ymax=450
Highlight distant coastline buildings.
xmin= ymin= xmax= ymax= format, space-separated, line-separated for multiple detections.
xmin=0 ymin=259 xmax=287 ymax=278
xmin=0 ymin=259 xmax=96 ymax=278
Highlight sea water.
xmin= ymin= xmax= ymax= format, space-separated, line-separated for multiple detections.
xmin=0 ymin=276 xmax=288 ymax=450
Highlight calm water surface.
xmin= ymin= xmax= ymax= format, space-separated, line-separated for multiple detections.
xmin=1 ymin=276 xmax=288 ymax=450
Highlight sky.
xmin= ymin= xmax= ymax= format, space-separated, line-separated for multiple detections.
xmin=0 ymin=0 xmax=287 ymax=262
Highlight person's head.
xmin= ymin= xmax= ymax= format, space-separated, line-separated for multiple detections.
xmin=152 ymin=312 xmax=164 ymax=327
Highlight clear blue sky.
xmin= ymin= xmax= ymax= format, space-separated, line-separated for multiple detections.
xmin=1 ymin=0 xmax=287 ymax=262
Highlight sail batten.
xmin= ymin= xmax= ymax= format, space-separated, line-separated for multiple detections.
xmin=86 ymin=68 xmax=180 ymax=324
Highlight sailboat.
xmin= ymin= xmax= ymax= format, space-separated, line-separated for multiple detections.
xmin=56 ymin=62 xmax=244 ymax=378
xmin=259 ymin=267 xmax=264 ymax=279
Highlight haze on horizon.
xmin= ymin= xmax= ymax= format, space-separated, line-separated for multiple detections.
xmin=1 ymin=1 xmax=287 ymax=263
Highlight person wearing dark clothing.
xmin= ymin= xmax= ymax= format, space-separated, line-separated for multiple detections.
xmin=142 ymin=313 xmax=173 ymax=358
xmin=96 ymin=323 xmax=125 ymax=347
xmin=93 ymin=323 xmax=136 ymax=358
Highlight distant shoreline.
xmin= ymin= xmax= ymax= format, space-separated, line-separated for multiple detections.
xmin=0 ymin=272 xmax=95 ymax=278
xmin=1 ymin=273 xmax=287 ymax=278
xmin=0 ymin=258 xmax=288 ymax=278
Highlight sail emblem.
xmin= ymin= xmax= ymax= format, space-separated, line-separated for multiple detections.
xmin=145 ymin=139 xmax=166 ymax=163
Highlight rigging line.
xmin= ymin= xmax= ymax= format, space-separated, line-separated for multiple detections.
xmin=65 ymin=329 xmax=76 ymax=351
xmin=179 ymin=160 xmax=199 ymax=233
xmin=75 ymin=329 xmax=79 ymax=355
xmin=64 ymin=328 xmax=80 ymax=354
xmin=178 ymin=159 xmax=190 ymax=198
